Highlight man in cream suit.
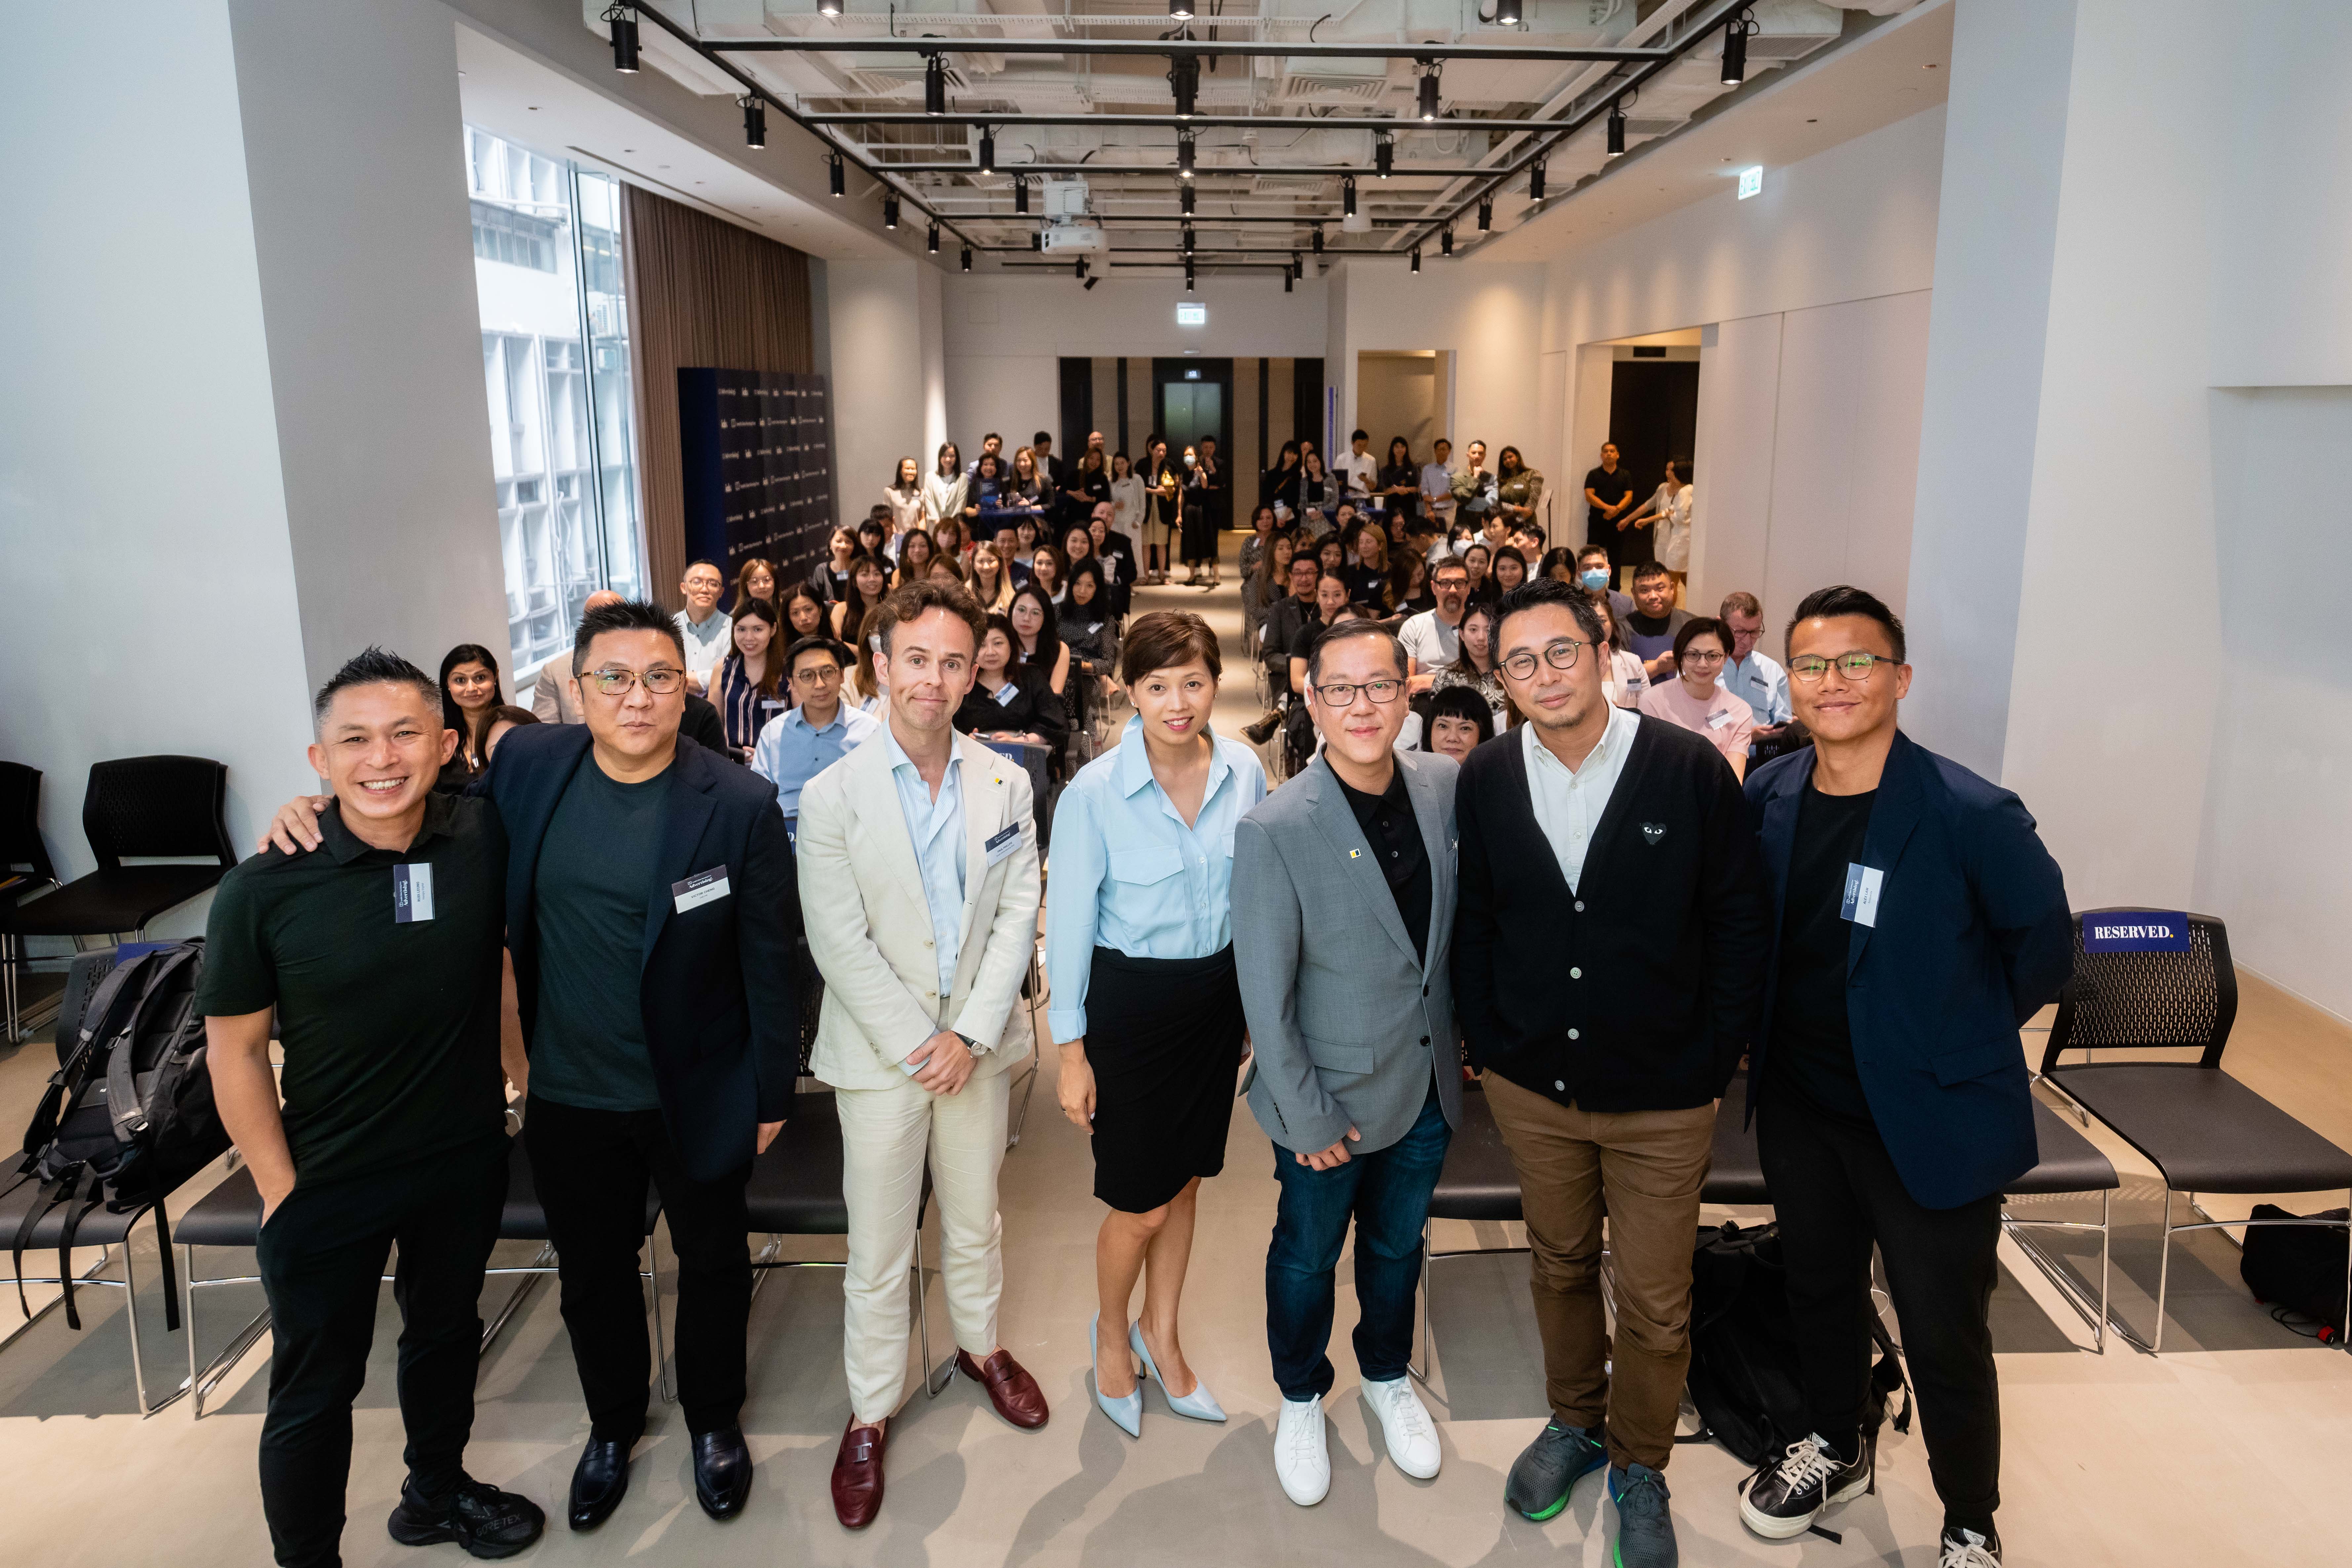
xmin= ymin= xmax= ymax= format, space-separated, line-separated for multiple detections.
xmin=795 ymin=579 xmax=1049 ymax=1531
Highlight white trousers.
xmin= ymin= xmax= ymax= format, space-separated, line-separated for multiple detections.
xmin=836 ymin=1067 xmax=1011 ymax=1423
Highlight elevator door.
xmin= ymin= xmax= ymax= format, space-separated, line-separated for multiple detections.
xmin=1161 ymin=380 xmax=1223 ymax=457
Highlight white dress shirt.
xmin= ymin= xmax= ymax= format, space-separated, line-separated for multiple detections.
xmin=884 ymin=726 xmax=966 ymax=1011
xmin=1338 ymin=448 xmax=1378 ymax=500
xmin=1521 ymin=703 xmax=1639 ymax=895
xmin=673 ymin=608 xmax=733 ymax=680
xmin=1722 ymin=649 xmax=1793 ymax=729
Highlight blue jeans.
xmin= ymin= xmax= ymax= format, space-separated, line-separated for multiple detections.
xmin=1265 ymin=1088 xmax=1452 ymax=1401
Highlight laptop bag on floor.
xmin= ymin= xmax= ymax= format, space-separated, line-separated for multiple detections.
xmin=2239 ymin=1204 xmax=2349 ymax=1342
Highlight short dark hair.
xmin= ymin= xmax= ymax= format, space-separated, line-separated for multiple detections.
xmin=1431 ymin=556 xmax=1470 ymax=583
xmin=1033 ymin=430 xmax=1053 ymax=446
xmin=313 ymin=646 xmax=441 ymax=736
xmin=1351 ymin=428 xmax=1369 ymax=443
xmin=874 ymin=578 xmax=986 ymax=658
xmin=573 ymin=598 xmax=686 ymax=676
xmin=1120 ymin=610 xmax=1222 ymax=685
xmin=1672 ymin=616 xmax=1733 ymax=664
xmin=684 ymin=558 xmax=721 ymax=577
xmin=784 ymin=634 xmax=846 ymax=676
xmin=1516 ymin=522 xmax=1546 ymax=547
xmin=1788 ymin=584 xmax=1906 ymax=663
xmin=1631 ymin=560 xmax=1673 ymax=585
xmin=1289 ymin=552 xmax=1322 ymax=579
xmin=1305 ymin=619 xmax=1405 ymax=688
xmin=1576 ymin=543 xmax=1610 ymax=565
xmin=1494 ymin=576 xmax=1604 ymax=652
xmin=1422 ymin=684 xmax=1496 ymax=749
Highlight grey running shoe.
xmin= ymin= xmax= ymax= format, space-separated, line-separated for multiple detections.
xmin=1607 ymin=1462 xmax=1677 ymax=1568
xmin=1739 ymin=1432 xmax=1871 ymax=1540
xmin=1503 ymin=1420 xmax=1607 ymax=1521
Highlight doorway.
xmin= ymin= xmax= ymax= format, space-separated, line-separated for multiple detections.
xmin=1606 ymin=357 xmax=1699 ymax=571
xmin=1153 ymin=357 xmax=1234 ymax=528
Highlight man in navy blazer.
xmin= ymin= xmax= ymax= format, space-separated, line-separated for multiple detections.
xmin=1733 ymin=586 xmax=2068 ymax=1568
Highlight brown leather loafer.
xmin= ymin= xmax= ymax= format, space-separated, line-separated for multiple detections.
xmin=830 ymin=1420 xmax=887 ymax=1529
xmin=956 ymin=1347 xmax=1050 ymax=1430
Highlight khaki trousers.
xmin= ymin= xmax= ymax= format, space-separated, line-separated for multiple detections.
xmin=1481 ymin=1070 xmax=1716 ymax=1471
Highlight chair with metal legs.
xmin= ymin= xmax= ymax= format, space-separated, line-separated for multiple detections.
xmin=0 ymin=761 xmax=61 ymax=1043
xmin=0 ymin=1185 xmax=190 ymax=1417
xmin=1005 ymin=947 xmax=1048 ymax=1150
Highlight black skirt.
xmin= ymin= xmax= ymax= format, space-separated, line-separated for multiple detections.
xmin=1085 ymin=945 xmax=1246 ymax=1213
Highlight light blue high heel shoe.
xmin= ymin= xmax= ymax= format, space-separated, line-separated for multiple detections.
xmin=1091 ymin=1314 xmax=1142 ymax=1437
xmin=1130 ymin=1320 xmax=1227 ymax=1423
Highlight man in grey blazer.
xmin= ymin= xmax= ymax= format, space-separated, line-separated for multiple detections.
xmin=1234 ymin=620 xmax=1462 ymax=1508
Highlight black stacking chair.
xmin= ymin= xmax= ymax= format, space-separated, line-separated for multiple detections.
xmin=741 ymin=1090 xmax=951 ymax=1396
xmin=1 ymin=762 xmax=60 ymax=1041
xmin=1410 ymin=1083 xmax=1524 ymax=1383
xmin=1 ymin=757 xmax=235 ymax=961
xmin=2039 ymin=908 xmax=2352 ymax=1353
xmin=179 ymin=1136 xmax=666 ymax=1418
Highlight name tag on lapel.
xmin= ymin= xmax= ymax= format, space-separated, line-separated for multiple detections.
xmin=984 ymin=823 xmax=1022 ymax=867
xmin=393 ymin=863 xmax=434 ymax=923
xmin=1707 ymin=707 xmax=1734 ymax=730
xmin=1841 ymin=864 xmax=1884 ymax=927
xmin=672 ymin=867 xmax=731 ymax=913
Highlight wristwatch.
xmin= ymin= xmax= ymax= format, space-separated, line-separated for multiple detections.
xmin=954 ymin=1030 xmax=986 ymax=1057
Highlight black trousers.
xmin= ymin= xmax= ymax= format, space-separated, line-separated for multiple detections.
xmin=523 ymin=1096 xmax=753 ymax=1441
xmin=1757 ymin=1080 xmax=2003 ymax=1536
xmin=255 ymin=1135 xmax=508 ymax=1568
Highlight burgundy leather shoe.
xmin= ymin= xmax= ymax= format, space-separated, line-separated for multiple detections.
xmin=956 ymin=1347 xmax=1051 ymax=1430
xmin=830 ymin=1421 xmax=887 ymax=1529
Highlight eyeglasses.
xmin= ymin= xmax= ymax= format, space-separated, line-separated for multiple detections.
xmin=791 ymin=664 xmax=843 ymax=684
xmin=1788 ymin=651 xmax=1894 ymax=683
xmin=1679 ymin=649 xmax=1727 ymax=666
xmin=1498 ymin=639 xmax=1588 ymax=681
xmin=584 ymin=666 xmax=685 ymax=696
xmin=1311 ymin=678 xmax=1405 ymax=706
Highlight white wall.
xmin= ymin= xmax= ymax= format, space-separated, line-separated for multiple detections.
xmin=1328 ymin=260 xmax=1549 ymax=485
xmin=823 ymin=258 xmax=941 ymax=518
xmin=0 ymin=1 xmax=313 ymax=905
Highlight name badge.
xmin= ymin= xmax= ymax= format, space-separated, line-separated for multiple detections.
xmin=672 ymin=867 xmax=731 ymax=913
xmin=1840 ymin=864 xmax=1884 ymax=928
xmin=984 ymin=823 xmax=1022 ymax=867
xmin=762 ymin=698 xmax=787 ymax=710
xmin=1707 ymin=707 xmax=1734 ymax=730
xmin=993 ymin=684 xmax=1019 ymax=708
xmin=393 ymin=862 xmax=434 ymax=923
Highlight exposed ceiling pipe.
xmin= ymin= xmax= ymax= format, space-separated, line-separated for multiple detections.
xmin=708 ymin=38 xmax=1669 ymax=63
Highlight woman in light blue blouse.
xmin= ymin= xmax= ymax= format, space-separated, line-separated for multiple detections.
xmin=1047 ymin=611 xmax=1267 ymax=1438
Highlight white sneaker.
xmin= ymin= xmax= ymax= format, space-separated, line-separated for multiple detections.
xmin=1360 ymin=1376 xmax=1442 ymax=1479
xmin=1273 ymin=1395 xmax=1331 ymax=1506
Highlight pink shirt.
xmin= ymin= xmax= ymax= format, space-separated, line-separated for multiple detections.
xmin=1639 ymin=678 xmax=1755 ymax=767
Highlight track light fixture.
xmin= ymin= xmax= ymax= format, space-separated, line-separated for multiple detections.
xmin=978 ymin=128 xmax=995 ymax=174
xmin=1171 ymin=2 xmax=1195 ymax=20
xmin=1075 ymin=257 xmax=1088 ymax=281
xmin=961 ymin=245 xmax=973 ymax=272
xmin=1478 ymin=196 xmax=1493 ymax=231
xmin=1312 ymin=224 xmax=1325 ymax=255
xmin=818 ymin=0 xmax=843 ymax=15
xmin=1182 ymin=224 xmax=1195 ymax=256
xmin=1529 ymin=158 xmax=1546 ymax=202
xmin=1084 ymin=275 xmax=1100 ymax=291
xmin=1722 ymin=7 xmax=1752 ymax=85
xmin=1177 ymin=131 xmax=1196 ymax=179
xmin=923 ymin=53 xmax=947 ymax=116
xmin=740 ymin=96 xmax=766 ymax=149
xmin=1292 ymin=251 xmax=1303 ymax=281
xmin=602 ymin=3 xmax=638 ymax=72
xmin=1031 ymin=230 xmax=1043 ymax=251
xmin=1342 ymin=176 xmax=1357 ymax=217
xmin=1416 ymin=63 xmax=1441 ymax=122
xmin=1013 ymin=176 xmax=1029 ymax=215
xmin=1376 ymin=131 xmax=1394 ymax=179
xmin=1285 ymin=269 xmax=1294 ymax=294
xmin=1441 ymin=225 xmax=1453 ymax=257
xmin=1606 ymin=101 xmax=1625 ymax=158
xmin=882 ymin=192 xmax=900 ymax=229
xmin=1411 ymin=247 xmax=1422 ymax=275
xmin=1496 ymin=0 xmax=1523 ymax=24
xmin=828 ymin=152 xmax=845 ymax=197
xmin=1179 ymin=183 xmax=1196 ymax=216
xmin=1170 ymin=54 xmax=1200 ymax=119
xmin=927 ymin=221 xmax=939 ymax=254
xmin=1185 ymin=257 xmax=1197 ymax=291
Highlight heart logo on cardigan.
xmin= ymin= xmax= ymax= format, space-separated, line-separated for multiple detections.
xmin=1641 ymin=822 xmax=1666 ymax=844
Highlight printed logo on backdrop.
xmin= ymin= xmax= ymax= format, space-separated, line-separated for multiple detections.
xmin=2081 ymin=911 xmax=2191 ymax=953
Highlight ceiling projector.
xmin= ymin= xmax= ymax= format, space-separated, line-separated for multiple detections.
xmin=1039 ymin=175 xmax=1108 ymax=255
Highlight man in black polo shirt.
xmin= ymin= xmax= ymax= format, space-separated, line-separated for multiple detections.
xmin=204 ymin=647 xmax=542 ymax=1568
xmin=1582 ymin=441 xmax=1638 ymax=555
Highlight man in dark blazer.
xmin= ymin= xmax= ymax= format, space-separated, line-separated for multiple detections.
xmin=1734 ymin=586 xmax=2068 ymax=1568
xmin=1452 ymin=578 xmax=1769 ymax=1568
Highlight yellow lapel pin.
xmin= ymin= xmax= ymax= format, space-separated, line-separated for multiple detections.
xmin=1348 ymin=848 xmax=1362 ymax=859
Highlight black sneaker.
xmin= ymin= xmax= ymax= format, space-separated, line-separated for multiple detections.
xmin=386 ymin=1474 xmax=546 ymax=1560
xmin=1739 ymin=1432 xmax=1871 ymax=1541
xmin=1503 ymin=1419 xmax=1607 ymax=1521
xmin=1939 ymin=1525 xmax=2002 ymax=1566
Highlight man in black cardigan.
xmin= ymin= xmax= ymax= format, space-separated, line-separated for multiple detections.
xmin=1453 ymin=578 xmax=1769 ymax=1568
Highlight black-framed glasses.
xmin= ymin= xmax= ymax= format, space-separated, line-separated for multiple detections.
xmin=1311 ymin=677 xmax=1405 ymax=706
xmin=790 ymin=663 xmax=843 ymax=684
xmin=1789 ymin=651 xmax=1893 ymax=683
xmin=1499 ymin=639 xmax=1588 ymax=681
xmin=585 ymin=666 xmax=686 ymax=696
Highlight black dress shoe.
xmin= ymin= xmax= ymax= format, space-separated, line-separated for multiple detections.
xmin=693 ymin=1427 xmax=754 ymax=1521
xmin=567 ymin=1437 xmax=632 ymax=1532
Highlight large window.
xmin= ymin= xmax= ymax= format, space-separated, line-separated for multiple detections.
xmin=466 ymin=126 xmax=643 ymax=677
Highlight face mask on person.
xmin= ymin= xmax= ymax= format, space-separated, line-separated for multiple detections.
xmin=1580 ymin=569 xmax=1610 ymax=591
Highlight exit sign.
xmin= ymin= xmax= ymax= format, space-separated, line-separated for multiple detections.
xmin=1176 ymin=302 xmax=1207 ymax=326
xmin=1737 ymin=166 xmax=1764 ymax=199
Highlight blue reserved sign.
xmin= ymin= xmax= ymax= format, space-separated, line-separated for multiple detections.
xmin=2082 ymin=912 xmax=2190 ymax=952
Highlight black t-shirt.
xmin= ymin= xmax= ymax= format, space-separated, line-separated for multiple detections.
xmin=1335 ymin=765 xmax=1431 ymax=963
xmin=529 ymin=759 xmax=674 ymax=1111
xmin=196 ymin=792 xmax=508 ymax=1184
xmin=1768 ymin=783 xmax=1879 ymax=1125
xmin=1584 ymin=464 xmax=1635 ymax=526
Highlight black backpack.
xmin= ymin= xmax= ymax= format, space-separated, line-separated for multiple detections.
xmin=8 ymin=942 xmax=230 ymax=1331
xmin=2239 ymin=1205 xmax=2349 ymax=1343
xmin=1682 ymin=1220 xmax=1911 ymax=1517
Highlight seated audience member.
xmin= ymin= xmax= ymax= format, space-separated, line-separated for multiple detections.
xmin=1238 ymin=504 xmax=1279 ymax=582
xmin=1638 ymin=617 xmax=1755 ymax=778
xmin=848 ymin=607 xmax=887 ymax=715
xmin=809 ymin=530 xmax=861 ymax=603
xmin=750 ymin=636 xmax=880 ymax=830
xmin=1029 ymin=545 xmax=1068 ymax=607
xmin=956 ymin=612 xmax=1070 ymax=758
xmin=1401 ymin=557 xmax=1472 ymax=692
xmin=1008 ymin=583 xmax=1071 ymax=699
xmin=1392 ymin=550 xmax=1434 ymax=617
xmin=780 ymin=581 xmax=830 ymax=643
xmin=1589 ymin=595 xmax=1650 ymax=708
xmin=1061 ymin=523 xmax=1101 ymax=587
xmin=484 ymin=704 xmax=540 ymax=760
xmin=1509 ymin=523 xmax=1547 ymax=563
xmin=1623 ymin=562 xmax=1692 ymax=684
xmin=1315 ymin=534 xmax=1348 ymax=585
xmin=856 ymin=516 xmax=890 ymax=565
xmin=1242 ymin=533 xmax=1297 ymax=651
xmin=893 ymin=528 xmax=938 ymax=589
xmin=436 ymin=643 xmax=506 ymax=792
xmin=713 ymin=597 xmax=786 ymax=760
xmin=1062 ymin=562 xmax=1120 ymax=691
xmin=931 ymin=516 xmax=970 ymax=565
xmin=1344 ymin=523 xmax=1393 ymax=612
xmin=1462 ymin=541 xmax=1495 ymax=605
xmin=969 ymin=542 xmax=1015 ymax=612
xmin=1287 ymin=574 xmax=1356 ymax=703
xmin=533 ymin=590 xmax=625 ymax=721
xmin=732 ymin=556 xmax=778 ymax=615
xmin=1431 ymin=600 xmax=1508 ymax=725
xmin=674 ymin=560 xmax=733 ymax=695
xmin=1490 ymin=545 xmax=1530 ymax=599
xmin=927 ymin=555 xmax=970 ymax=591
xmin=831 ymin=556 xmax=891 ymax=643
xmin=1245 ymin=553 xmax=1326 ymax=744
xmin=203 ymin=648 xmax=545 ymax=1566
xmin=1719 ymin=590 xmax=1796 ymax=752
xmin=1418 ymin=683 xmax=1495 ymax=764
xmin=1004 ymin=515 xmax=1044 ymax=585
xmin=1575 ymin=544 xmax=1637 ymax=624
xmin=681 ymin=688 xmax=737 ymax=760
xmin=1539 ymin=547 xmax=1580 ymax=585
xmin=1089 ymin=503 xmax=1137 ymax=620
xmin=969 ymin=451 xmax=1014 ymax=539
